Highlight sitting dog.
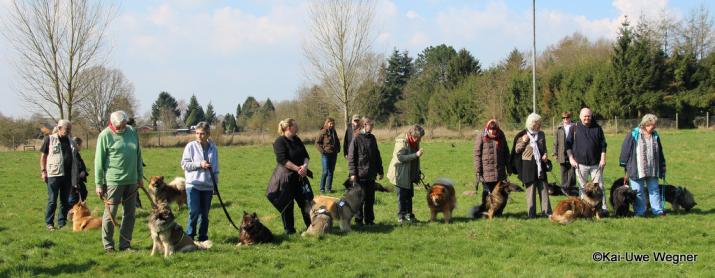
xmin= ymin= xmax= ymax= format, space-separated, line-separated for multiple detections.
xmin=148 ymin=205 xmax=212 ymax=257
xmin=610 ymin=178 xmax=637 ymax=217
xmin=311 ymin=184 xmax=365 ymax=232
xmin=149 ymin=176 xmax=187 ymax=209
xmin=549 ymin=181 xmax=604 ymax=224
xmin=302 ymin=206 xmax=332 ymax=237
xmin=613 ymin=178 xmax=697 ymax=213
xmin=238 ymin=212 xmax=274 ymax=245
xmin=70 ymin=201 xmax=102 ymax=232
xmin=482 ymin=180 xmax=523 ymax=220
xmin=426 ymin=178 xmax=457 ymax=223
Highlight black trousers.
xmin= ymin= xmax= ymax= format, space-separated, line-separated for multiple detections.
xmin=271 ymin=182 xmax=311 ymax=234
xmin=479 ymin=181 xmax=508 ymax=216
xmin=355 ymin=179 xmax=376 ymax=224
xmin=559 ymin=162 xmax=576 ymax=189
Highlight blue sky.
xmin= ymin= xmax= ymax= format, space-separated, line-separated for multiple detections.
xmin=1 ymin=0 xmax=713 ymax=118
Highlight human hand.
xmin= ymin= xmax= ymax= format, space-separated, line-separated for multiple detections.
xmin=200 ymin=160 xmax=211 ymax=169
xmin=79 ymin=171 xmax=86 ymax=179
xmin=138 ymin=179 xmax=144 ymax=188
xmin=521 ymin=134 xmax=529 ymax=142
xmin=379 ymin=174 xmax=384 ymax=180
xmin=41 ymin=170 xmax=47 ymax=183
xmin=298 ymin=166 xmax=307 ymax=177
xmin=96 ymin=186 xmax=105 ymax=198
xmin=599 ymin=159 xmax=606 ymax=169
xmin=569 ymin=157 xmax=577 ymax=168
xmin=350 ymin=175 xmax=356 ymax=182
xmin=542 ymin=154 xmax=548 ymax=161
xmin=416 ymin=149 xmax=424 ymax=157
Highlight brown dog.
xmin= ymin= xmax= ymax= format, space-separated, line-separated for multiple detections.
xmin=549 ymin=181 xmax=604 ymax=224
xmin=426 ymin=179 xmax=457 ymax=223
xmin=310 ymin=185 xmax=364 ymax=232
xmin=149 ymin=176 xmax=187 ymax=208
xmin=302 ymin=206 xmax=332 ymax=237
xmin=238 ymin=212 xmax=274 ymax=246
xmin=148 ymin=205 xmax=212 ymax=257
xmin=483 ymin=180 xmax=523 ymax=220
xmin=70 ymin=202 xmax=102 ymax=232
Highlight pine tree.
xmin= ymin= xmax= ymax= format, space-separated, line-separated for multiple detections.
xmin=185 ymin=95 xmax=205 ymax=126
xmin=205 ymin=102 xmax=216 ymax=125
xmin=241 ymin=96 xmax=261 ymax=118
xmin=150 ymin=91 xmax=180 ymax=130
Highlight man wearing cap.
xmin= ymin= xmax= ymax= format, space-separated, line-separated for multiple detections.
xmin=553 ymin=112 xmax=575 ymax=195
xmin=343 ymin=114 xmax=361 ymax=159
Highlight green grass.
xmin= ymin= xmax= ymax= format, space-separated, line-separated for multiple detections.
xmin=0 ymin=130 xmax=713 ymax=277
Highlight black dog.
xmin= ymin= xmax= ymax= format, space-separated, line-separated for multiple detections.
xmin=238 ymin=212 xmax=274 ymax=245
xmin=610 ymin=179 xmax=637 ymax=217
xmin=613 ymin=178 xmax=697 ymax=213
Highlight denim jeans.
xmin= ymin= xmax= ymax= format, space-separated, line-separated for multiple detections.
xmin=68 ymin=183 xmax=88 ymax=206
xmin=186 ymin=187 xmax=213 ymax=241
xmin=396 ymin=186 xmax=414 ymax=218
xmin=45 ymin=176 xmax=71 ymax=227
xmin=629 ymin=177 xmax=664 ymax=216
xmin=320 ymin=153 xmax=337 ymax=191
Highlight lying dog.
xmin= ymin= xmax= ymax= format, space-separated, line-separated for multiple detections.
xmin=610 ymin=178 xmax=636 ymax=217
xmin=546 ymin=182 xmax=579 ymax=196
xmin=149 ymin=176 xmax=187 ymax=209
xmin=612 ymin=177 xmax=697 ymax=213
xmin=70 ymin=202 xmax=102 ymax=232
xmin=311 ymin=184 xmax=364 ymax=232
xmin=482 ymin=180 xmax=523 ymax=220
xmin=148 ymin=205 xmax=212 ymax=257
xmin=342 ymin=178 xmax=392 ymax=192
xmin=549 ymin=181 xmax=604 ymax=224
xmin=426 ymin=178 xmax=456 ymax=223
xmin=302 ymin=206 xmax=332 ymax=237
xmin=238 ymin=212 xmax=274 ymax=245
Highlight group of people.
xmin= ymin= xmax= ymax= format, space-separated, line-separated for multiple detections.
xmin=39 ymin=107 xmax=667 ymax=251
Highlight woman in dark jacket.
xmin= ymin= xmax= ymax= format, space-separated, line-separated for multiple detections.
xmin=266 ymin=118 xmax=312 ymax=234
xmin=473 ymin=119 xmax=510 ymax=217
xmin=348 ymin=117 xmax=384 ymax=226
xmin=315 ymin=117 xmax=340 ymax=193
xmin=512 ymin=113 xmax=551 ymax=218
xmin=619 ymin=114 xmax=666 ymax=217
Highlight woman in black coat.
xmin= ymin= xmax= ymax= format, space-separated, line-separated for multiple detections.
xmin=266 ymin=118 xmax=312 ymax=234
xmin=511 ymin=113 xmax=552 ymax=218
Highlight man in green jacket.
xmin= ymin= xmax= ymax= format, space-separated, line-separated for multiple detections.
xmin=95 ymin=111 xmax=144 ymax=252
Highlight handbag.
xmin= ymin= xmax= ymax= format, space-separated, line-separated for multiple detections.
xmin=301 ymin=177 xmax=314 ymax=202
xmin=544 ymin=159 xmax=553 ymax=172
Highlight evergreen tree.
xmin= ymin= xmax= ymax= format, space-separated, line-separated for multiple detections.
xmin=263 ymin=98 xmax=275 ymax=113
xmin=205 ymin=102 xmax=216 ymax=125
xmin=150 ymin=91 xmax=180 ymax=130
xmin=447 ymin=48 xmax=481 ymax=86
xmin=184 ymin=95 xmax=205 ymax=127
xmin=222 ymin=113 xmax=237 ymax=133
xmin=241 ymin=96 xmax=261 ymax=118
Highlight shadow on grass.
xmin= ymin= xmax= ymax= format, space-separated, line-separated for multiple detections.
xmin=0 ymin=226 xmax=6 ymax=233
xmin=1 ymin=260 xmax=97 ymax=277
xmin=211 ymin=201 xmax=234 ymax=209
xmin=675 ymin=208 xmax=714 ymax=215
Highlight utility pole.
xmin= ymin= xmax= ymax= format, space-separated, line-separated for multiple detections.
xmin=532 ymin=0 xmax=537 ymax=114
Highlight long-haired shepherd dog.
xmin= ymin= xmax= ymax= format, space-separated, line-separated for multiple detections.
xmin=70 ymin=201 xmax=102 ymax=232
xmin=148 ymin=205 xmax=212 ymax=257
xmin=302 ymin=206 xmax=332 ymax=237
xmin=238 ymin=212 xmax=274 ymax=246
xmin=482 ymin=180 xmax=523 ymax=220
xmin=311 ymin=183 xmax=365 ymax=232
xmin=613 ymin=177 xmax=697 ymax=213
xmin=426 ymin=178 xmax=457 ymax=223
xmin=610 ymin=178 xmax=637 ymax=217
xmin=149 ymin=176 xmax=187 ymax=209
xmin=549 ymin=181 xmax=604 ymax=224
xmin=469 ymin=180 xmax=523 ymax=219
xmin=342 ymin=178 xmax=392 ymax=192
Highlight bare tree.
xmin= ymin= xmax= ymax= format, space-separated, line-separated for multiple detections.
xmin=2 ymin=0 xmax=113 ymax=122
xmin=78 ymin=66 xmax=136 ymax=131
xmin=304 ymin=0 xmax=376 ymax=129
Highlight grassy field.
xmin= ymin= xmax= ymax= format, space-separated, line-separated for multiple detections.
xmin=0 ymin=130 xmax=713 ymax=277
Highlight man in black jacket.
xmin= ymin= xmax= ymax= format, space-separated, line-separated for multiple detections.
xmin=348 ymin=117 xmax=384 ymax=226
xmin=565 ymin=108 xmax=608 ymax=215
xmin=553 ymin=112 xmax=576 ymax=194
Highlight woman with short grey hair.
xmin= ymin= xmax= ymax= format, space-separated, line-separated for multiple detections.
xmin=512 ymin=113 xmax=552 ymax=218
xmin=619 ymin=113 xmax=666 ymax=216
xmin=95 ymin=110 xmax=144 ymax=252
xmin=181 ymin=121 xmax=218 ymax=241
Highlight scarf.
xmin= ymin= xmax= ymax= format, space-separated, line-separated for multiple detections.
xmin=483 ymin=120 xmax=501 ymax=147
xmin=636 ymin=129 xmax=658 ymax=178
xmin=108 ymin=122 xmax=119 ymax=133
xmin=527 ymin=129 xmax=542 ymax=175
xmin=407 ymin=134 xmax=419 ymax=150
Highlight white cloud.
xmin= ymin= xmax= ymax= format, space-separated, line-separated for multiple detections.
xmin=149 ymin=4 xmax=173 ymax=26
xmin=409 ymin=32 xmax=429 ymax=47
xmin=406 ymin=10 xmax=421 ymax=20
xmin=612 ymin=0 xmax=669 ymax=23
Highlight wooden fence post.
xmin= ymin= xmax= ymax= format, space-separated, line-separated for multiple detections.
xmin=675 ymin=113 xmax=678 ymax=130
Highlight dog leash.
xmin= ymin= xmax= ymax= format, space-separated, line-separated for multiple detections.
xmin=141 ymin=175 xmax=159 ymax=209
xmin=99 ymin=188 xmax=147 ymax=245
xmin=418 ymin=172 xmax=430 ymax=190
xmin=208 ymin=167 xmax=241 ymax=231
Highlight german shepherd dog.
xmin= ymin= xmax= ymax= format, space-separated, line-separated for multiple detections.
xmin=148 ymin=205 xmax=213 ymax=257
xmin=342 ymin=178 xmax=392 ymax=192
xmin=302 ymin=206 xmax=332 ymax=237
xmin=610 ymin=178 xmax=637 ymax=217
xmin=426 ymin=179 xmax=457 ymax=223
xmin=613 ymin=177 xmax=697 ymax=213
xmin=482 ymin=180 xmax=523 ymax=220
xmin=549 ymin=181 xmax=604 ymax=224
xmin=238 ymin=212 xmax=274 ymax=245
xmin=311 ymin=183 xmax=365 ymax=232
xmin=149 ymin=176 xmax=187 ymax=209
xmin=69 ymin=202 xmax=102 ymax=232
xmin=546 ymin=182 xmax=579 ymax=196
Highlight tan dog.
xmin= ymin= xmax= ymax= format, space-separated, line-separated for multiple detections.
xmin=148 ymin=205 xmax=212 ymax=257
xmin=302 ymin=206 xmax=332 ymax=237
xmin=483 ymin=180 xmax=523 ymax=220
xmin=550 ymin=181 xmax=604 ymax=224
xmin=310 ymin=185 xmax=364 ymax=232
xmin=70 ymin=202 xmax=102 ymax=232
xmin=148 ymin=176 xmax=187 ymax=209
xmin=426 ymin=179 xmax=457 ymax=223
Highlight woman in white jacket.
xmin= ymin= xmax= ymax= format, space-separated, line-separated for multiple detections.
xmin=181 ymin=122 xmax=219 ymax=242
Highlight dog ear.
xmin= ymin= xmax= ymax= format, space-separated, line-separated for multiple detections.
xmin=252 ymin=212 xmax=258 ymax=218
xmin=158 ymin=176 xmax=164 ymax=182
xmin=243 ymin=211 xmax=248 ymax=216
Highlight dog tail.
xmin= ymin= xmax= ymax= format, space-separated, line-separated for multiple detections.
xmin=549 ymin=211 xmax=574 ymax=224
xmin=469 ymin=205 xmax=484 ymax=219
xmin=194 ymin=240 xmax=213 ymax=250
xmin=169 ymin=177 xmax=186 ymax=191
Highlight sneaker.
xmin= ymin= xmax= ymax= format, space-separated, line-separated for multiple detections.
xmin=47 ymin=224 xmax=55 ymax=231
xmin=397 ymin=217 xmax=404 ymax=224
xmin=406 ymin=216 xmax=418 ymax=224
xmin=319 ymin=190 xmax=325 ymax=194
